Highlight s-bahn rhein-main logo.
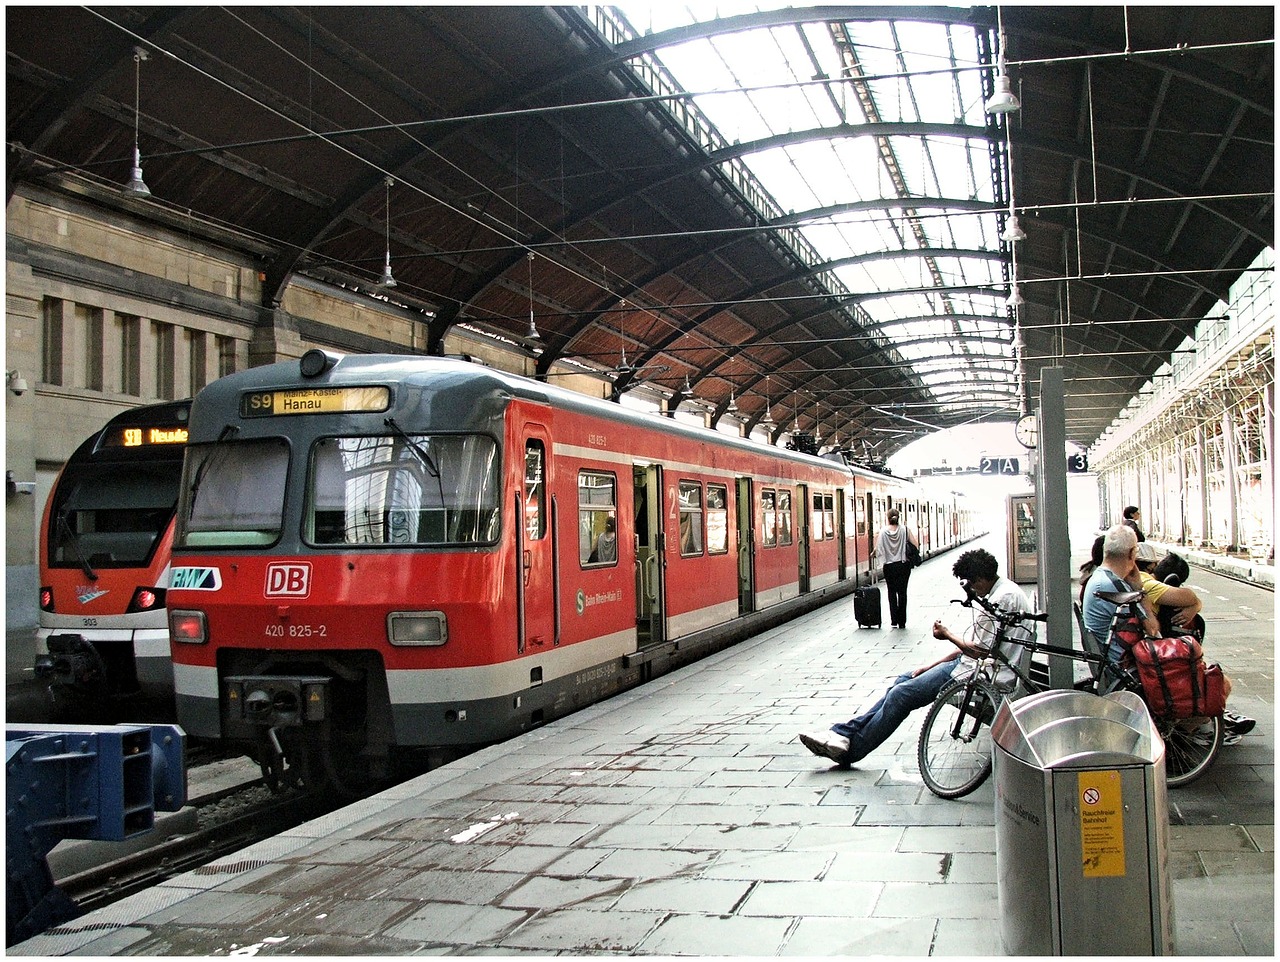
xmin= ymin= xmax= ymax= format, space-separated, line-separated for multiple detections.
xmin=169 ymin=567 xmax=222 ymax=591
xmin=265 ymin=563 xmax=311 ymax=598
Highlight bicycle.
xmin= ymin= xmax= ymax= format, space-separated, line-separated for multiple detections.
xmin=1087 ymin=585 xmax=1224 ymax=787
xmin=916 ymin=589 xmax=1054 ymax=799
xmin=916 ymin=585 xmax=1222 ymax=799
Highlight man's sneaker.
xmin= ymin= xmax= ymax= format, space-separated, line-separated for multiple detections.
xmin=798 ymin=730 xmax=851 ymax=764
xmin=1222 ymin=731 xmax=1243 ymax=747
xmin=1223 ymin=709 xmax=1256 ymax=735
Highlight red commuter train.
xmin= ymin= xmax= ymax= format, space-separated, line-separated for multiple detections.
xmin=166 ymin=351 xmax=976 ymax=788
xmin=35 ymin=399 xmax=190 ymax=719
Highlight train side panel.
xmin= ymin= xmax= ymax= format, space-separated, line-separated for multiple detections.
xmin=165 ymin=353 xmax=976 ymax=785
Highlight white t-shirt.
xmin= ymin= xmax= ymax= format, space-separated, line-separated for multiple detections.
xmin=962 ymin=576 xmax=1035 ymax=689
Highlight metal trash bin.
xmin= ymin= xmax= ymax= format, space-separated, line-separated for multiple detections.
xmin=991 ymin=688 xmax=1173 ymax=955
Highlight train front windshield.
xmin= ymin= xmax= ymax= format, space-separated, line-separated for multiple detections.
xmin=177 ymin=433 xmax=500 ymax=548
xmin=50 ymin=466 xmax=179 ymax=568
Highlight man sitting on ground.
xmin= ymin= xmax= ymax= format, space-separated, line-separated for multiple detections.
xmin=798 ymin=548 xmax=1034 ymax=767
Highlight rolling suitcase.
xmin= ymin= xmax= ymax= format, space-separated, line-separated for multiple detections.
xmin=854 ymin=585 xmax=882 ymax=628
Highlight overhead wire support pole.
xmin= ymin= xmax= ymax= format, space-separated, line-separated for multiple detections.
xmin=1036 ymin=368 xmax=1073 ymax=689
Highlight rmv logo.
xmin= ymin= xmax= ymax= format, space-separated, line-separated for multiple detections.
xmin=265 ymin=563 xmax=311 ymax=598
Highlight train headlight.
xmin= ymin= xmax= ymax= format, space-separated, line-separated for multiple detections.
xmin=387 ymin=611 xmax=448 ymax=646
xmin=169 ymin=609 xmax=208 ymax=644
xmin=128 ymin=587 xmax=166 ymax=613
xmin=40 ymin=586 xmax=54 ymax=612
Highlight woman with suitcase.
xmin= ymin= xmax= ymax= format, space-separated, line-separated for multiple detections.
xmin=876 ymin=509 xmax=918 ymax=629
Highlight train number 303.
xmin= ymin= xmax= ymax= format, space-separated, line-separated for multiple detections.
xmin=264 ymin=624 xmax=328 ymax=639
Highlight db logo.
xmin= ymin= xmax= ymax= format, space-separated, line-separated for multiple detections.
xmin=265 ymin=563 xmax=311 ymax=598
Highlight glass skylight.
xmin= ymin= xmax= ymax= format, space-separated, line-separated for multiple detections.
xmin=607 ymin=3 xmax=1018 ymax=418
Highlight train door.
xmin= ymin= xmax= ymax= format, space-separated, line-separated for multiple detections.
xmin=864 ymin=492 xmax=876 ymax=577
xmin=633 ymin=463 xmax=665 ymax=647
xmin=519 ymin=430 xmax=556 ymax=653
xmin=836 ymin=487 xmax=848 ymax=580
xmin=797 ymin=483 xmax=811 ymax=593
xmin=736 ymin=477 xmax=755 ymax=614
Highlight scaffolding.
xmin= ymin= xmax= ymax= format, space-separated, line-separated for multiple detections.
xmin=1092 ymin=251 xmax=1274 ymax=561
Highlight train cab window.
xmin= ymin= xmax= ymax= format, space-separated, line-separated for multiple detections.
xmin=51 ymin=466 xmax=179 ymax=567
xmin=525 ymin=440 xmax=546 ymax=541
xmin=777 ymin=489 xmax=793 ymax=546
xmin=678 ymin=481 xmax=703 ymax=557
xmin=579 ymin=471 xmax=617 ymax=566
xmin=761 ymin=488 xmax=777 ymax=546
xmin=180 ymin=438 xmax=289 ymax=547
xmin=302 ymin=433 xmax=499 ymax=547
xmin=855 ymin=493 xmax=866 ymax=536
xmin=706 ymin=484 xmax=729 ymax=554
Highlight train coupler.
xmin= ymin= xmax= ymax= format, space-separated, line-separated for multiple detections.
xmin=224 ymin=675 xmax=331 ymax=729
xmin=33 ymin=634 xmax=106 ymax=689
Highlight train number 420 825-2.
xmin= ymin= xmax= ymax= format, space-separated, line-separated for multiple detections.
xmin=264 ymin=623 xmax=328 ymax=639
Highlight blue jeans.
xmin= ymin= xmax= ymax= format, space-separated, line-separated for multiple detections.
xmin=829 ymin=659 xmax=958 ymax=763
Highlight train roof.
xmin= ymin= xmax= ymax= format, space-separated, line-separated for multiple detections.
xmin=193 ymin=353 xmax=919 ymax=487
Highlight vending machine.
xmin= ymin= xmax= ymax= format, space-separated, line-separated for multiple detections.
xmin=1007 ymin=493 xmax=1038 ymax=584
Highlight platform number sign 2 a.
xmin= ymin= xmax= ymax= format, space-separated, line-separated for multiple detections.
xmin=980 ymin=456 xmax=1021 ymax=476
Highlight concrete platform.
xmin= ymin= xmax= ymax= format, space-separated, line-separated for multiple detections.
xmin=10 ymin=534 xmax=1273 ymax=956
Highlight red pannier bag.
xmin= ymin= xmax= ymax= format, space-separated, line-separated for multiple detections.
xmin=1130 ymin=634 xmax=1227 ymax=720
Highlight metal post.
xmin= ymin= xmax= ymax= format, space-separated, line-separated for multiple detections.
xmin=1036 ymin=368 xmax=1072 ymax=688
xmin=1222 ymin=408 xmax=1239 ymax=550
xmin=1196 ymin=422 xmax=1209 ymax=545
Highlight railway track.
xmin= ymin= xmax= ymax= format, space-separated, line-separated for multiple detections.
xmin=50 ymin=756 xmax=340 ymax=921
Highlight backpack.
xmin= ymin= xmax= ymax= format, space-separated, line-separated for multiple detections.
xmin=1129 ymin=634 xmax=1227 ymax=720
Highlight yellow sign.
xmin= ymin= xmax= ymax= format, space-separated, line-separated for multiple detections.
xmin=1079 ymin=769 xmax=1126 ymax=877
xmin=241 ymin=386 xmax=390 ymax=417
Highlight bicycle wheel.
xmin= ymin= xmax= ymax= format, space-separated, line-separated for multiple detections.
xmin=918 ymin=677 xmax=1000 ymax=799
xmin=1159 ymin=715 xmax=1223 ymax=788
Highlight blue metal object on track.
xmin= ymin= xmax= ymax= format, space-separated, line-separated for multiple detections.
xmin=5 ymin=723 xmax=186 ymax=946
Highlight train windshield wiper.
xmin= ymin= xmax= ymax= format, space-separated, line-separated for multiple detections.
xmin=188 ymin=424 xmax=240 ymax=509
xmin=57 ymin=509 xmax=97 ymax=581
xmin=383 ymin=418 xmax=441 ymax=479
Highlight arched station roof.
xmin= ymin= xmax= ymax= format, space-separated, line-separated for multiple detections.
xmin=6 ymin=5 xmax=1273 ymax=461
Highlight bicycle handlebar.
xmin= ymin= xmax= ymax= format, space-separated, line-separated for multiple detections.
xmin=953 ymin=584 xmax=1047 ymax=624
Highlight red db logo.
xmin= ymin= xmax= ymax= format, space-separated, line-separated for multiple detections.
xmin=265 ymin=563 xmax=311 ymax=598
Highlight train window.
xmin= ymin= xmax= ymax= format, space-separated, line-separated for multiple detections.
xmin=777 ymin=489 xmax=793 ymax=546
xmin=761 ymin=488 xmax=777 ymax=546
xmin=678 ymin=481 xmax=703 ymax=557
xmin=302 ymin=433 xmax=499 ymax=547
xmin=706 ymin=484 xmax=728 ymax=554
xmin=181 ymin=439 xmax=288 ymax=547
xmin=525 ymin=441 xmax=546 ymax=541
xmin=813 ymin=492 xmax=834 ymax=541
xmin=51 ymin=465 xmax=180 ymax=568
xmin=579 ymin=471 xmax=617 ymax=566
xmin=856 ymin=493 xmax=866 ymax=535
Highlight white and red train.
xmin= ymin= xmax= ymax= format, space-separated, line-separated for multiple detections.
xmin=166 ymin=351 xmax=978 ymax=787
xmin=35 ymin=399 xmax=190 ymax=719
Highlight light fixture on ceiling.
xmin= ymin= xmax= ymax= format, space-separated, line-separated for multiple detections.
xmin=524 ymin=251 xmax=541 ymax=343
xmin=726 ymin=391 xmax=738 ymax=414
xmin=1007 ymin=284 xmax=1024 ymax=309
xmin=379 ymin=176 xmax=397 ymax=288
xmin=122 ymin=48 xmax=150 ymax=197
xmin=984 ymin=73 xmax=1021 ymax=115
xmin=761 ymin=376 xmax=775 ymax=427
xmin=984 ymin=11 xmax=1020 ymax=116
xmin=1000 ymin=216 xmax=1026 ymax=242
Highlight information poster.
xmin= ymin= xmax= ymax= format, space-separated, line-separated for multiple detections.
xmin=1078 ymin=769 xmax=1126 ymax=877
